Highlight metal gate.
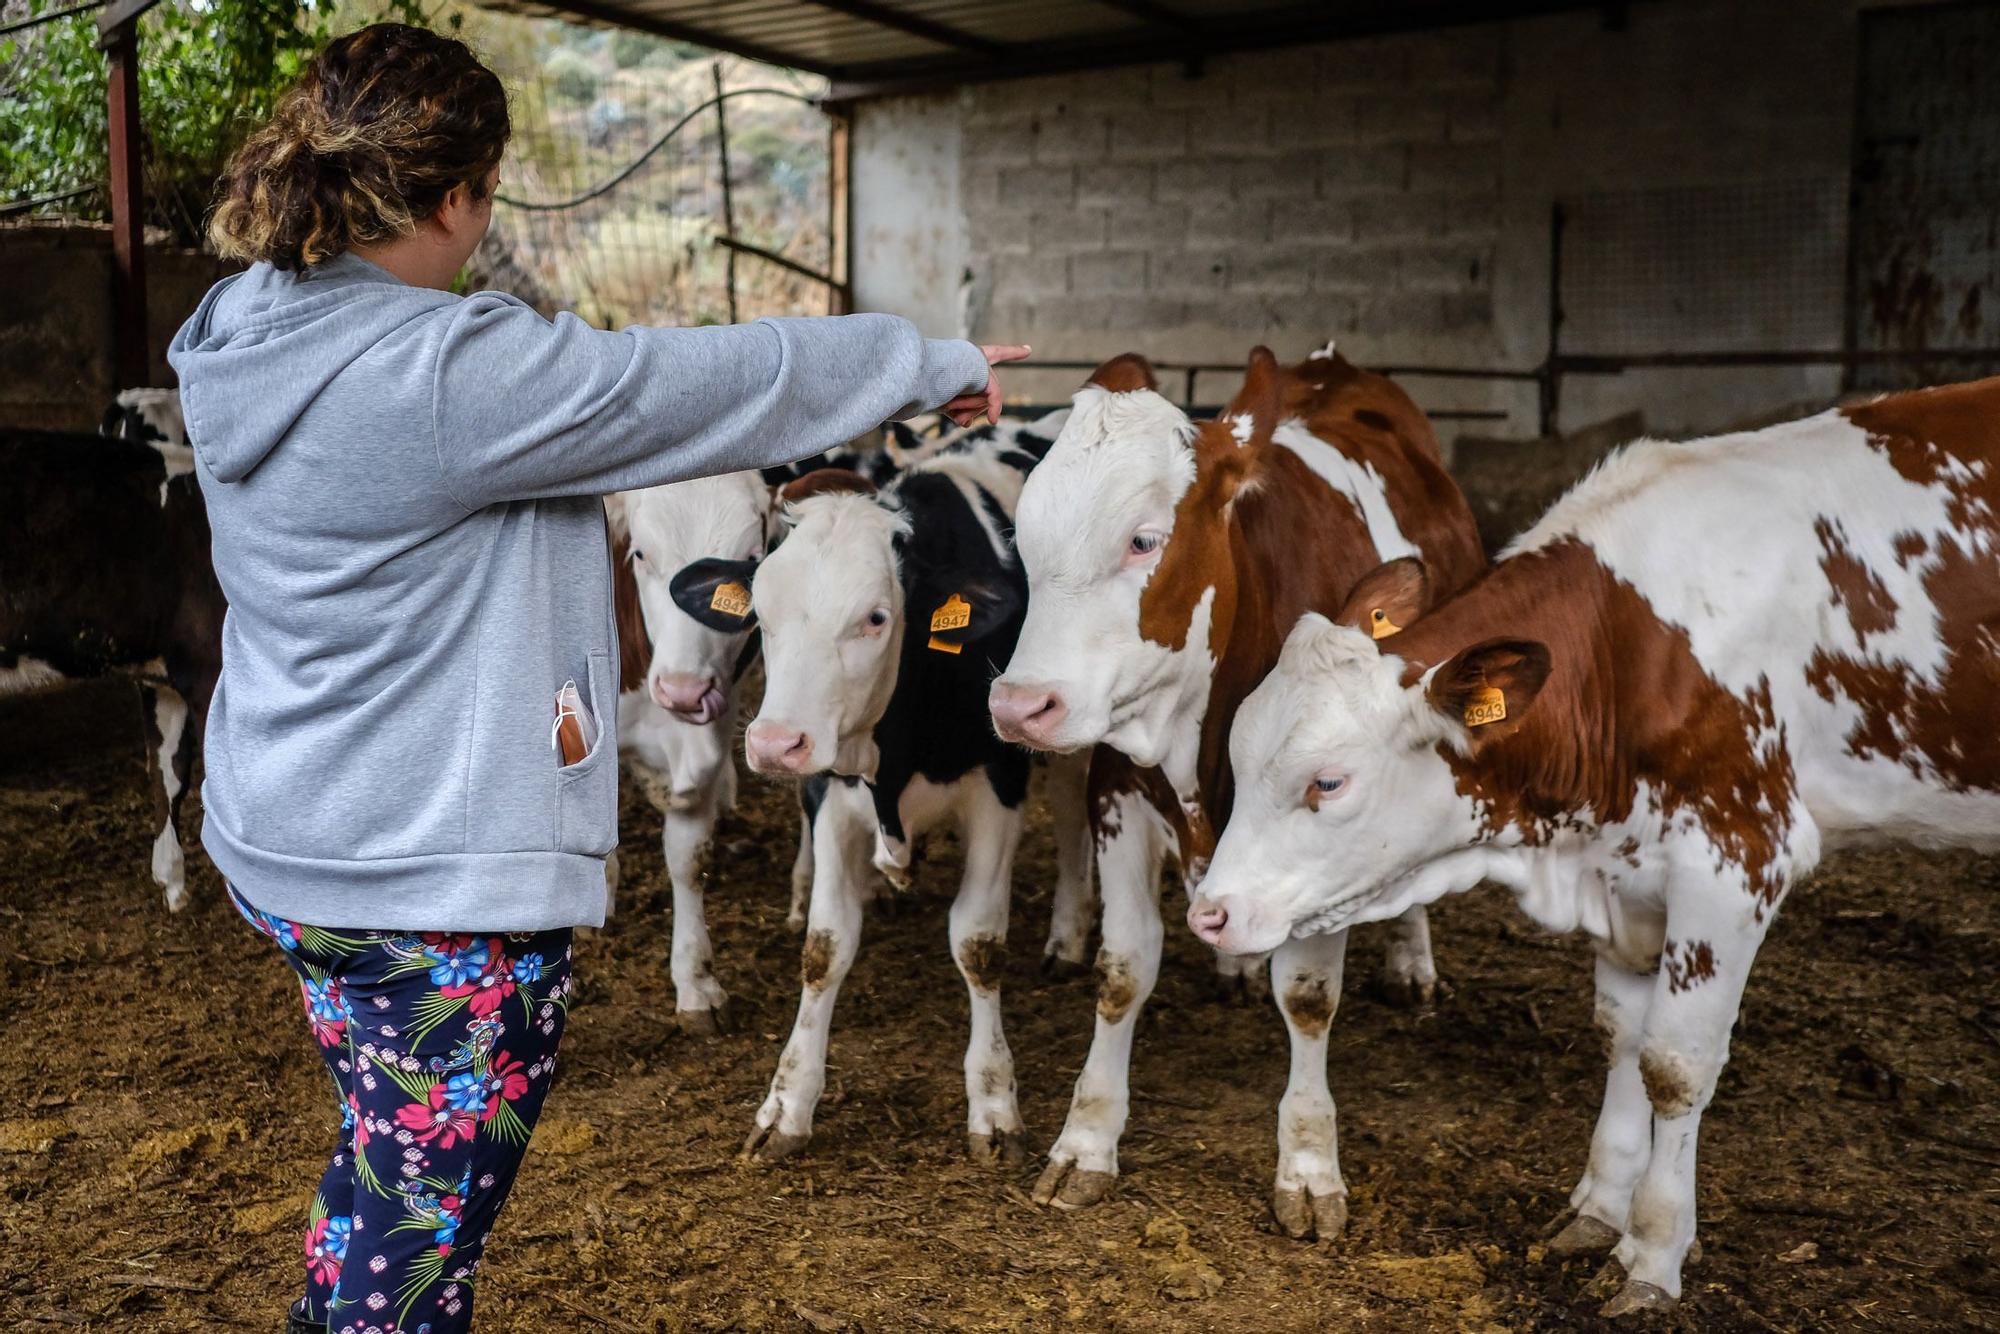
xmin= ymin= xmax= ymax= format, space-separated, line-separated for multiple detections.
xmin=1847 ymin=1 xmax=2000 ymax=390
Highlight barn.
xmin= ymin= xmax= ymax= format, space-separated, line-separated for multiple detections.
xmin=1 ymin=0 xmax=1997 ymax=1329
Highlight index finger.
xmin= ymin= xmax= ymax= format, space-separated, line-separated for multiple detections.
xmin=979 ymin=344 xmax=1033 ymax=366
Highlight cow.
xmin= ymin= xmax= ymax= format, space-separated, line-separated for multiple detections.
xmin=605 ymin=471 xmax=777 ymax=1032
xmin=2 ymin=427 xmax=225 ymax=912
xmin=672 ymin=420 xmax=1094 ymax=1163
xmin=986 ymin=345 xmax=1486 ymax=1237
xmin=1184 ymin=376 xmax=2000 ymax=1314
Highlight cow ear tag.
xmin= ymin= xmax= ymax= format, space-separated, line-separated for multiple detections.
xmin=709 ymin=581 xmax=751 ymax=618
xmin=1464 ymin=685 xmax=1506 ymax=728
xmin=928 ymin=592 xmax=972 ymax=654
xmin=1370 ymin=607 xmax=1401 ymax=640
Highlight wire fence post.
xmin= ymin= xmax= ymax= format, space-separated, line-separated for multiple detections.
xmin=100 ymin=6 xmax=152 ymax=389
xmin=712 ymin=62 xmax=738 ymax=325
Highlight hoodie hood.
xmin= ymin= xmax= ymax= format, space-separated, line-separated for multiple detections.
xmin=168 ymin=254 xmax=456 ymax=482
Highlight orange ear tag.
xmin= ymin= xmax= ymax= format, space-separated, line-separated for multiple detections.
xmin=1370 ymin=608 xmax=1401 ymax=640
xmin=928 ymin=593 xmax=971 ymax=653
xmin=709 ymin=582 xmax=751 ymax=618
xmin=1463 ymin=685 xmax=1507 ymax=728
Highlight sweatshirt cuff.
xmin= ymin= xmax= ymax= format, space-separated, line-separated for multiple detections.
xmin=919 ymin=338 xmax=991 ymax=414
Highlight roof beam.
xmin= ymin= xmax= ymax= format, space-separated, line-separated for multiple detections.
xmin=796 ymin=0 xmax=1004 ymax=55
xmin=1089 ymin=0 xmax=1201 ymax=36
xmin=826 ymin=0 xmax=1607 ymax=102
xmin=517 ymin=0 xmax=844 ymax=75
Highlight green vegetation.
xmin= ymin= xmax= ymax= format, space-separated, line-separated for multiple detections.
xmin=0 ymin=0 xmax=832 ymax=325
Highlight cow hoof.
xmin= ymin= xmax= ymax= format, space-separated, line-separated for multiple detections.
xmin=162 ymin=881 xmax=190 ymax=913
xmin=1032 ymin=1158 xmax=1116 ymax=1209
xmin=1040 ymin=952 xmax=1089 ymax=982
xmin=1549 ymin=1214 xmax=1621 ymax=1256
xmin=1601 ymin=1280 xmax=1677 ymax=1318
xmin=1271 ymin=1185 xmax=1347 ymax=1242
xmin=1686 ymin=1237 xmax=1702 ymax=1266
xmin=967 ymin=1127 xmax=1029 ymax=1167
xmin=676 ymin=1005 xmax=729 ymax=1037
xmin=786 ymin=909 xmax=807 ymax=933
xmin=1376 ymin=972 xmax=1438 ymax=1010
xmin=741 ymin=1124 xmax=811 ymax=1163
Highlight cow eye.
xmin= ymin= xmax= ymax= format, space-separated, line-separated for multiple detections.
xmin=629 ymin=548 xmax=646 ymax=565
xmin=1128 ymin=530 xmax=1163 ymax=556
xmin=1306 ymin=772 xmax=1349 ymax=810
xmin=868 ymin=609 xmax=889 ymax=627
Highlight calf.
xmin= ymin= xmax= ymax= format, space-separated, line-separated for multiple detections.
xmin=2 ymin=428 xmax=224 ymax=911
xmin=988 ymin=346 xmax=1485 ymax=1235
xmin=606 ymin=471 xmax=775 ymax=1032
xmin=1186 ymin=378 xmax=2000 ymax=1313
xmin=675 ymin=427 xmax=1094 ymax=1162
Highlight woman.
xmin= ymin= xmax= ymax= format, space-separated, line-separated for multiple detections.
xmin=169 ymin=23 xmax=1022 ymax=1334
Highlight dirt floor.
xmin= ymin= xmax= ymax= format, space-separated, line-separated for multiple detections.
xmin=2 ymin=680 xmax=1998 ymax=1332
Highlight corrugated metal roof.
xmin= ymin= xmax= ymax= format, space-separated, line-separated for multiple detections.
xmin=477 ymin=0 xmax=1614 ymax=101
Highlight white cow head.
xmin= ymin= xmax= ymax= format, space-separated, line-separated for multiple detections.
xmin=991 ymin=350 xmax=1281 ymax=779
xmin=709 ymin=469 xmax=1020 ymax=778
xmin=1186 ymin=560 xmax=1551 ymax=955
xmin=614 ymin=471 xmax=768 ymax=725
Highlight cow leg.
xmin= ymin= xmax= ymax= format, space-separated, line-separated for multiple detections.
xmin=1271 ymin=927 xmax=1351 ymax=1241
xmin=1378 ymin=905 xmax=1440 ymax=1007
xmin=787 ymin=801 xmax=814 ymax=933
xmin=1602 ymin=891 xmax=1776 ymax=1315
xmin=952 ymin=777 xmax=1027 ymax=1165
xmin=1033 ymin=790 xmax=1166 ymax=1209
xmin=140 ymin=682 xmax=193 ymax=912
xmin=666 ymin=797 xmax=730 ymax=1033
xmin=1039 ymin=752 xmax=1095 ymax=977
xmin=744 ymin=780 xmax=873 ymax=1161
xmin=1212 ymin=946 xmax=1271 ymax=1002
xmin=1550 ymin=953 xmax=1654 ymax=1257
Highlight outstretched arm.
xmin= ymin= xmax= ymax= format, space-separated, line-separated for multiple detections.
xmin=431 ymin=297 xmax=1022 ymax=509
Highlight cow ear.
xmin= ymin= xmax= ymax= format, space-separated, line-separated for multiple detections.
xmin=1086 ymin=352 xmax=1159 ymax=394
xmin=1335 ymin=558 xmax=1431 ymax=643
xmin=913 ymin=571 xmax=1022 ymax=653
xmin=669 ymin=557 xmax=760 ymax=632
xmin=1219 ymin=345 xmax=1283 ymax=448
xmin=1425 ymin=638 xmax=1550 ymax=745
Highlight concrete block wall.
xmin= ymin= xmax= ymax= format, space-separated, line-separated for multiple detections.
xmin=850 ymin=0 xmax=1873 ymax=436
xmin=957 ymin=26 xmax=1506 ymax=390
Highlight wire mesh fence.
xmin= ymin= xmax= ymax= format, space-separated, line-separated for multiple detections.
xmin=488 ymin=59 xmax=832 ymax=329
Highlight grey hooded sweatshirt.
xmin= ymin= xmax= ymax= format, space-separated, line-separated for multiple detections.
xmin=168 ymin=253 xmax=989 ymax=932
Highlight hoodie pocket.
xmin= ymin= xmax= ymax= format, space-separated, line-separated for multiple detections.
xmin=556 ymin=649 xmax=619 ymax=856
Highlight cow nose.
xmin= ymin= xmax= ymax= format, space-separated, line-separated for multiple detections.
xmin=1186 ymin=897 xmax=1229 ymax=946
xmin=745 ymin=720 xmax=812 ymax=774
xmin=652 ymin=671 xmax=716 ymax=713
xmin=989 ymin=682 xmax=1067 ymax=745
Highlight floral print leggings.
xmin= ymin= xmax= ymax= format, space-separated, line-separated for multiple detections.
xmin=233 ymin=888 xmax=574 ymax=1334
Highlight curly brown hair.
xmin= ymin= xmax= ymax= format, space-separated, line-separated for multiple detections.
xmin=209 ymin=23 xmax=510 ymax=271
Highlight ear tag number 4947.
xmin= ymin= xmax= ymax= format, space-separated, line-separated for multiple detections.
xmin=929 ymin=593 xmax=971 ymax=654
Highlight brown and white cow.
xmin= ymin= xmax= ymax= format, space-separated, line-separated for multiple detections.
xmin=1187 ymin=377 xmax=2000 ymax=1313
xmin=989 ymin=346 xmax=1486 ymax=1234
xmin=2 ymin=426 xmax=224 ymax=911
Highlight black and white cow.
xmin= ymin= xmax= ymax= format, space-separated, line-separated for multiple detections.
xmin=673 ymin=414 xmax=1093 ymax=1162
xmin=2 ymin=424 xmax=224 ymax=910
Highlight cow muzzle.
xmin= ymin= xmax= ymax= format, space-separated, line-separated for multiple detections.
xmin=745 ymin=718 xmax=814 ymax=775
xmin=651 ymin=671 xmax=727 ymax=725
xmin=989 ymin=681 xmax=1069 ymax=749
